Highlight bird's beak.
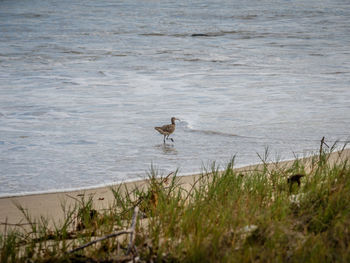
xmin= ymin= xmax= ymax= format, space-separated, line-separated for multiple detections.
xmin=176 ymin=118 xmax=180 ymax=121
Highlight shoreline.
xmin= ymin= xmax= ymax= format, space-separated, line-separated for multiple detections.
xmin=1 ymin=148 xmax=349 ymax=232
xmin=0 ymin=147 xmax=339 ymax=199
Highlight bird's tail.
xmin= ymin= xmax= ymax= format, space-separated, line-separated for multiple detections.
xmin=155 ymin=127 xmax=164 ymax=134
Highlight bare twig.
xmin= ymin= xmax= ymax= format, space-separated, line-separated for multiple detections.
xmin=67 ymin=206 xmax=139 ymax=255
xmin=0 ymin=222 xmax=35 ymax=226
xmin=161 ymin=171 xmax=174 ymax=185
xmin=68 ymin=230 xmax=132 ymax=254
xmin=319 ymin=136 xmax=331 ymax=165
xmin=256 ymin=147 xmax=273 ymax=177
xmin=319 ymin=136 xmax=325 ymax=160
xmin=127 ymin=206 xmax=139 ymax=255
xmin=183 ymin=173 xmax=208 ymax=204
xmin=4 ymin=217 xmax=7 ymax=238
xmin=65 ymin=194 xmax=83 ymax=204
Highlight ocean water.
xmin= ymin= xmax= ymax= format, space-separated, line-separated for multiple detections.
xmin=0 ymin=0 xmax=349 ymax=197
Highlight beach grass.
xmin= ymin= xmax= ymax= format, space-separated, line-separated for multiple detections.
xmin=1 ymin=141 xmax=350 ymax=262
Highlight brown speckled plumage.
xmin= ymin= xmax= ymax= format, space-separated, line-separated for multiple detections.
xmin=155 ymin=117 xmax=179 ymax=143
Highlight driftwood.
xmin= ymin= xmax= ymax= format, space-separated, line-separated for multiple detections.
xmin=68 ymin=206 xmax=139 ymax=254
xmin=68 ymin=230 xmax=132 ymax=254
xmin=126 ymin=206 xmax=139 ymax=255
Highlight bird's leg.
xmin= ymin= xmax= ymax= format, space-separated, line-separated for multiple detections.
xmin=163 ymin=135 xmax=166 ymax=143
xmin=170 ymin=138 xmax=174 ymax=142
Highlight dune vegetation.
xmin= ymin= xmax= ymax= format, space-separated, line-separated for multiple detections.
xmin=1 ymin=141 xmax=350 ymax=262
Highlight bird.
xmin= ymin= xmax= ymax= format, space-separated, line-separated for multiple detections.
xmin=287 ymin=174 xmax=305 ymax=192
xmin=287 ymin=174 xmax=305 ymax=187
xmin=154 ymin=117 xmax=180 ymax=143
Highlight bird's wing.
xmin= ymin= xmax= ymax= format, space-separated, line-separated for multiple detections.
xmin=161 ymin=124 xmax=174 ymax=133
xmin=154 ymin=124 xmax=174 ymax=135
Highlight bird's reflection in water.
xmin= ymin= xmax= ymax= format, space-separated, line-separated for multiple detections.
xmin=155 ymin=143 xmax=178 ymax=155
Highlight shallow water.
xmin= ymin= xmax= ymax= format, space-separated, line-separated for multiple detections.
xmin=0 ymin=0 xmax=349 ymax=196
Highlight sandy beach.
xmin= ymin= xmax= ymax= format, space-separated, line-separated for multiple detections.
xmin=1 ymin=148 xmax=349 ymax=233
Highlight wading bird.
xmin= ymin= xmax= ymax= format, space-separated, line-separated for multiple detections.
xmin=155 ymin=117 xmax=180 ymax=143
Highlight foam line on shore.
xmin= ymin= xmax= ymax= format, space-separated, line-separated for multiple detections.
xmin=2 ymin=147 xmax=342 ymax=199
